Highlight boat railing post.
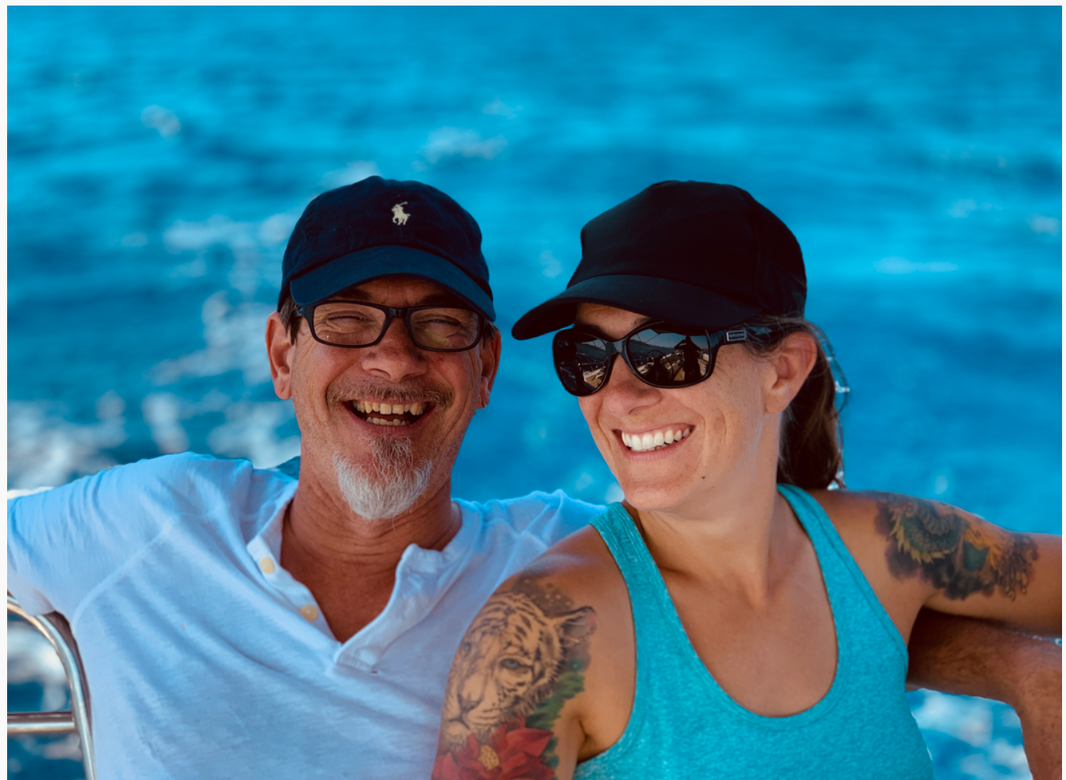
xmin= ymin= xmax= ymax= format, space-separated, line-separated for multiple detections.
xmin=7 ymin=595 xmax=96 ymax=780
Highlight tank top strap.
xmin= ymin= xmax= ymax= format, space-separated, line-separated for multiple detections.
xmin=587 ymin=502 xmax=697 ymax=756
xmin=776 ymin=484 xmax=908 ymax=665
xmin=588 ymin=503 xmax=710 ymax=681
xmin=588 ymin=503 xmax=678 ymax=621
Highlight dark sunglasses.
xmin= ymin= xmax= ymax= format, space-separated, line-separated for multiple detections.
xmin=552 ymin=322 xmax=775 ymax=397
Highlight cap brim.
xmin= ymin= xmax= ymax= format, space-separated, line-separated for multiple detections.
xmin=289 ymin=244 xmax=495 ymax=321
xmin=511 ymin=274 xmax=759 ymax=340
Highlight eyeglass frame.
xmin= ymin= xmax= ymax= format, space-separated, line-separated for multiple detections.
xmin=552 ymin=321 xmax=777 ymax=396
xmin=297 ymin=300 xmax=486 ymax=352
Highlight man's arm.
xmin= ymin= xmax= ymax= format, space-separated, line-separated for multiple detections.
xmin=907 ymin=608 xmax=1062 ymax=780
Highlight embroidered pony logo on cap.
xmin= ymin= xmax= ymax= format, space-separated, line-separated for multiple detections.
xmin=391 ymin=202 xmax=410 ymax=226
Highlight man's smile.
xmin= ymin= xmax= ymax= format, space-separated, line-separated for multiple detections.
xmin=347 ymin=398 xmax=433 ymax=427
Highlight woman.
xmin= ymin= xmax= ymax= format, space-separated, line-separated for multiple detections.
xmin=431 ymin=181 xmax=1061 ymax=780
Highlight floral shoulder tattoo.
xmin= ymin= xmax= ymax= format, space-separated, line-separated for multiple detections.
xmin=433 ymin=575 xmax=597 ymax=780
xmin=874 ymin=493 xmax=1037 ymax=600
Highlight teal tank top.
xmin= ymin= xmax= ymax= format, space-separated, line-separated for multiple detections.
xmin=576 ymin=485 xmax=933 ymax=780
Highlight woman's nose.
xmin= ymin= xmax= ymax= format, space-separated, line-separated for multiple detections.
xmin=599 ymin=356 xmax=662 ymax=417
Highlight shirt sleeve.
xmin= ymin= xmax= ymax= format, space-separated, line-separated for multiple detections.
xmin=531 ymin=490 xmax=605 ymax=540
xmin=472 ymin=490 xmax=604 ymax=543
xmin=7 ymin=454 xmax=201 ymax=619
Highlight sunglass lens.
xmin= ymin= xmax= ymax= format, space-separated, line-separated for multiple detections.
xmin=626 ymin=327 xmax=713 ymax=387
xmin=553 ymin=332 xmax=610 ymax=396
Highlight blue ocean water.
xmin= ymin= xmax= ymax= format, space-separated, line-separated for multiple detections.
xmin=7 ymin=7 xmax=1060 ymax=779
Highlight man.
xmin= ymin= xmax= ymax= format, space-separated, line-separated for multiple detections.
xmin=8 ymin=177 xmax=1060 ymax=779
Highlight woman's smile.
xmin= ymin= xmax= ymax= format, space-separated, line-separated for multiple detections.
xmin=618 ymin=426 xmax=693 ymax=453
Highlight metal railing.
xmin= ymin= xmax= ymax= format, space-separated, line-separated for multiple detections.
xmin=7 ymin=595 xmax=96 ymax=780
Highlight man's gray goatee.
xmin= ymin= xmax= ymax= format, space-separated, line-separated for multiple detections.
xmin=333 ymin=439 xmax=432 ymax=521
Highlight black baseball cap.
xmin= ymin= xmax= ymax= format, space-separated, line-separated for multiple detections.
xmin=280 ymin=176 xmax=495 ymax=321
xmin=512 ymin=180 xmax=805 ymax=339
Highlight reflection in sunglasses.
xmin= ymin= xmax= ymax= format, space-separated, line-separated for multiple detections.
xmin=581 ymin=366 xmax=606 ymax=387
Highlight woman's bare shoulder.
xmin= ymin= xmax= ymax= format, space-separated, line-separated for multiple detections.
xmin=807 ymin=487 xmax=923 ymax=541
xmin=808 ymin=487 xmax=996 ymax=546
xmin=804 ymin=487 xmax=950 ymax=569
xmin=806 ymin=487 xmax=880 ymax=519
xmin=514 ymin=524 xmax=629 ymax=611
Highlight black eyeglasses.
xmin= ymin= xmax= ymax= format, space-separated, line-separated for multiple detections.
xmin=552 ymin=322 xmax=774 ymax=397
xmin=298 ymin=301 xmax=484 ymax=352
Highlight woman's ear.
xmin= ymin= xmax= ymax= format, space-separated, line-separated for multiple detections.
xmin=764 ymin=331 xmax=818 ymax=414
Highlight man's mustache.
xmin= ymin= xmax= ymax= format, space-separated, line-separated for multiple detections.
xmin=326 ymin=381 xmax=454 ymax=410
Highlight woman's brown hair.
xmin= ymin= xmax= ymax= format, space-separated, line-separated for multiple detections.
xmin=742 ymin=315 xmax=846 ymax=490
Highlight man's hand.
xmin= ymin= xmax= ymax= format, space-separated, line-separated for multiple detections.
xmin=907 ymin=608 xmax=1062 ymax=780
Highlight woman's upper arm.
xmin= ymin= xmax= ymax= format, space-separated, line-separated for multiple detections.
xmin=431 ymin=551 xmax=604 ymax=780
xmin=918 ymin=510 xmax=1060 ymax=635
xmin=834 ymin=491 xmax=1060 ymax=637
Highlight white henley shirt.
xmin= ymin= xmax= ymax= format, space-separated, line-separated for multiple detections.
xmin=7 ymin=452 xmax=603 ymax=779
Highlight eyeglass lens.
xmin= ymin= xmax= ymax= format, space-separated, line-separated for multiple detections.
xmin=553 ymin=326 xmax=714 ymax=396
xmin=312 ymin=303 xmax=481 ymax=350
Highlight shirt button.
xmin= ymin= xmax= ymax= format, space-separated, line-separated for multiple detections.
xmin=259 ymin=558 xmax=276 ymax=574
xmin=300 ymin=605 xmax=319 ymax=622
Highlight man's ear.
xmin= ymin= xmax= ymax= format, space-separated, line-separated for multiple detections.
xmin=266 ymin=312 xmax=295 ymax=400
xmin=764 ymin=331 xmax=818 ymax=414
xmin=477 ymin=327 xmax=502 ymax=409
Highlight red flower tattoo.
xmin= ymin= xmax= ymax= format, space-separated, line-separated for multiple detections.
xmin=432 ymin=720 xmax=556 ymax=780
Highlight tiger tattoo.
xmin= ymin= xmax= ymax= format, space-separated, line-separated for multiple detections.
xmin=439 ymin=587 xmax=596 ymax=749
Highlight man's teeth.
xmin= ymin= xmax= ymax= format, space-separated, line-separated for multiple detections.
xmin=353 ymin=400 xmax=425 ymax=416
xmin=351 ymin=400 xmax=428 ymax=426
xmin=621 ymin=428 xmax=692 ymax=453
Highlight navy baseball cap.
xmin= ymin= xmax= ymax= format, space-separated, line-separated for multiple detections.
xmin=512 ymin=181 xmax=805 ymax=339
xmin=280 ymin=176 xmax=495 ymax=321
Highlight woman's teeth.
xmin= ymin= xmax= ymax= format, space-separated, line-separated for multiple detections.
xmin=350 ymin=400 xmax=427 ymax=426
xmin=621 ymin=427 xmax=691 ymax=453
